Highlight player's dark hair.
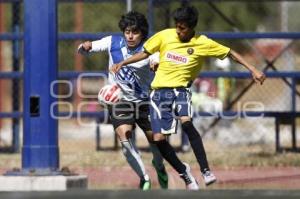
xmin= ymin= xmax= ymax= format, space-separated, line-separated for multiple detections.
xmin=173 ymin=6 xmax=198 ymax=28
xmin=119 ymin=11 xmax=149 ymax=40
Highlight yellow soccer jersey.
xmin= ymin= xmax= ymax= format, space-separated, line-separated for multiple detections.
xmin=144 ymin=28 xmax=230 ymax=88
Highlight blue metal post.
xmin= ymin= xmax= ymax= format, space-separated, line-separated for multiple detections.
xmin=291 ymin=78 xmax=296 ymax=112
xmin=22 ymin=0 xmax=59 ymax=173
xmin=147 ymin=0 xmax=154 ymax=35
xmin=11 ymin=1 xmax=21 ymax=153
xmin=291 ymin=77 xmax=297 ymax=150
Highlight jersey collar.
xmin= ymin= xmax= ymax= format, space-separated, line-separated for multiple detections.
xmin=123 ymin=37 xmax=144 ymax=55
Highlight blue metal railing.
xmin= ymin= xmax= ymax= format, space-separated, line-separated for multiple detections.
xmin=2 ymin=32 xmax=300 ymax=41
xmin=2 ymin=70 xmax=300 ymax=79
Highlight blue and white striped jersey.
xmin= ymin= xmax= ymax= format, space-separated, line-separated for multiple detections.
xmin=89 ymin=35 xmax=158 ymax=102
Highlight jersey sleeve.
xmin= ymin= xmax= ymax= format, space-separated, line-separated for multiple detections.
xmin=206 ymin=38 xmax=230 ymax=59
xmin=90 ymin=36 xmax=112 ymax=52
xmin=143 ymin=31 xmax=163 ymax=54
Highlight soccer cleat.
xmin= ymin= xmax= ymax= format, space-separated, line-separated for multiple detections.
xmin=152 ymin=160 xmax=168 ymax=189
xmin=139 ymin=175 xmax=151 ymax=190
xmin=202 ymin=170 xmax=217 ymax=186
xmin=180 ymin=163 xmax=199 ymax=190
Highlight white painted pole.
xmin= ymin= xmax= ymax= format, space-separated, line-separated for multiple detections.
xmin=127 ymin=0 xmax=132 ymax=12
xmin=281 ymin=1 xmax=289 ymax=32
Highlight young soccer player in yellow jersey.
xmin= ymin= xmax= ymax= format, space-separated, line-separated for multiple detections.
xmin=111 ymin=6 xmax=266 ymax=190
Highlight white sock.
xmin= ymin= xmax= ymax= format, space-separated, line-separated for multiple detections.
xmin=121 ymin=139 xmax=147 ymax=179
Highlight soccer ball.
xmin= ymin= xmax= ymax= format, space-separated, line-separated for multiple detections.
xmin=98 ymin=84 xmax=123 ymax=105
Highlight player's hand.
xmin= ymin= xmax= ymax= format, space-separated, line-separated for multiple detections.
xmin=150 ymin=61 xmax=159 ymax=72
xmin=77 ymin=41 xmax=92 ymax=54
xmin=81 ymin=41 xmax=92 ymax=51
xmin=110 ymin=63 xmax=123 ymax=73
xmin=252 ymin=70 xmax=266 ymax=85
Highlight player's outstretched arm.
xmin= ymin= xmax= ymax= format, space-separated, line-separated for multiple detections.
xmin=110 ymin=51 xmax=150 ymax=73
xmin=228 ymin=50 xmax=266 ymax=85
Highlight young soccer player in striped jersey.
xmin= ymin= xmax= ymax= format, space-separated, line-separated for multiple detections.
xmin=111 ymin=6 xmax=266 ymax=190
xmin=78 ymin=11 xmax=168 ymax=190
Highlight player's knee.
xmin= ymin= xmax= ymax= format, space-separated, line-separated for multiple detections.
xmin=182 ymin=121 xmax=200 ymax=140
xmin=116 ymin=129 xmax=132 ymax=141
xmin=180 ymin=116 xmax=191 ymax=123
xmin=153 ymin=133 xmax=166 ymax=142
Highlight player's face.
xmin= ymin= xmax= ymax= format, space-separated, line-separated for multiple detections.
xmin=124 ymin=27 xmax=143 ymax=49
xmin=175 ymin=22 xmax=194 ymax=42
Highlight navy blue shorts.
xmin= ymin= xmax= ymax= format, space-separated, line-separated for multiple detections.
xmin=150 ymin=88 xmax=192 ymax=134
xmin=108 ymin=101 xmax=152 ymax=132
